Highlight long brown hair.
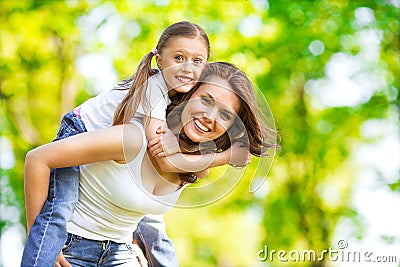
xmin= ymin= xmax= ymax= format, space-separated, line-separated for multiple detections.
xmin=167 ymin=62 xmax=278 ymax=158
xmin=166 ymin=62 xmax=278 ymax=183
xmin=113 ymin=21 xmax=210 ymax=125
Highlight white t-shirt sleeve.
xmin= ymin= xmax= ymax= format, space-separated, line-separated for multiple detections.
xmin=80 ymin=89 xmax=127 ymax=132
xmin=136 ymin=73 xmax=169 ymax=121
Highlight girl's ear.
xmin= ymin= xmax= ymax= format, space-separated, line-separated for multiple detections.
xmin=156 ymin=54 xmax=162 ymax=69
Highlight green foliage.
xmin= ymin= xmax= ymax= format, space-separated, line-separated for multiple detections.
xmin=1 ymin=1 xmax=398 ymax=266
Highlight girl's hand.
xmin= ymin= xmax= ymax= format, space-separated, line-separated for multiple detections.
xmin=227 ymin=142 xmax=252 ymax=167
xmin=148 ymin=126 xmax=180 ymax=157
xmin=132 ymin=237 xmax=149 ymax=267
xmin=55 ymin=251 xmax=71 ymax=267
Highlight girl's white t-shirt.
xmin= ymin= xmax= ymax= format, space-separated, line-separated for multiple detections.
xmin=79 ymin=72 xmax=170 ymax=132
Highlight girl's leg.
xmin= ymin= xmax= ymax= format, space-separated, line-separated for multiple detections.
xmin=21 ymin=111 xmax=87 ymax=267
xmin=21 ymin=168 xmax=80 ymax=267
xmin=134 ymin=215 xmax=179 ymax=267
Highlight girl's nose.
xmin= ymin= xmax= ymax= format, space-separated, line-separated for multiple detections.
xmin=181 ymin=62 xmax=193 ymax=73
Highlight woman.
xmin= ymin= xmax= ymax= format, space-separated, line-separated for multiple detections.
xmin=24 ymin=62 xmax=276 ymax=266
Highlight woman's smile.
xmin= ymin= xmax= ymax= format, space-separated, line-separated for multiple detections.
xmin=181 ymin=77 xmax=241 ymax=143
xmin=193 ymin=117 xmax=211 ymax=133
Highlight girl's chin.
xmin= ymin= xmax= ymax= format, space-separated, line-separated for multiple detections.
xmin=173 ymin=83 xmax=195 ymax=93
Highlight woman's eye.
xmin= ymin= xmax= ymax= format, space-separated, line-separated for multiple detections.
xmin=220 ymin=111 xmax=232 ymax=121
xmin=200 ymin=96 xmax=212 ymax=106
xmin=175 ymin=55 xmax=184 ymax=61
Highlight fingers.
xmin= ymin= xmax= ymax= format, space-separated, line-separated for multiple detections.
xmin=155 ymin=125 xmax=168 ymax=135
xmin=155 ymin=126 xmax=163 ymax=135
xmin=148 ymin=135 xmax=161 ymax=147
xmin=55 ymin=251 xmax=71 ymax=267
xmin=155 ymin=152 xmax=165 ymax=158
xmin=131 ymin=243 xmax=148 ymax=267
xmin=151 ymin=147 xmax=166 ymax=158
xmin=148 ymin=142 xmax=164 ymax=157
xmin=137 ymin=254 xmax=149 ymax=267
xmin=148 ymin=141 xmax=166 ymax=157
xmin=229 ymin=143 xmax=252 ymax=167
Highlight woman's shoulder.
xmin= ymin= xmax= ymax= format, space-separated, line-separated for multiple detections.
xmin=121 ymin=122 xmax=146 ymax=162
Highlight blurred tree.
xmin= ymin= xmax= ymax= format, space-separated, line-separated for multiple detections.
xmin=1 ymin=0 xmax=398 ymax=267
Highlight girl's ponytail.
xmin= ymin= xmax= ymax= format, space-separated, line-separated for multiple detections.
xmin=113 ymin=21 xmax=210 ymax=126
xmin=113 ymin=51 xmax=158 ymax=125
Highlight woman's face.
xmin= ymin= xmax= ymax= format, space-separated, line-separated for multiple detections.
xmin=181 ymin=77 xmax=241 ymax=143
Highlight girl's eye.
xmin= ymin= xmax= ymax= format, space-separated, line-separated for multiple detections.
xmin=220 ymin=111 xmax=233 ymax=121
xmin=175 ymin=55 xmax=184 ymax=61
xmin=200 ymin=96 xmax=212 ymax=106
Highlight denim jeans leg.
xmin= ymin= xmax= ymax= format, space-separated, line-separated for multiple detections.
xmin=21 ymin=111 xmax=86 ymax=267
xmin=21 ymin=168 xmax=80 ymax=267
xmin=134 ymin=215 xmax=179 ymax=267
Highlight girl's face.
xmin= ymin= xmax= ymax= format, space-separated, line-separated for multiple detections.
xmin=181 ymin=77 xmax=241 ymax=143
xmin=156 ymin=36 xmax=208 ymax=93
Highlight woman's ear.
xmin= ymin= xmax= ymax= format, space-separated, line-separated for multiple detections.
xmin=156 ymin=54 xmax=162 ymax=69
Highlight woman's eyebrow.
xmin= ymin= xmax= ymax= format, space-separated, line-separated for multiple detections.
xmin=201 ymin=91 xmax=214 ymax=100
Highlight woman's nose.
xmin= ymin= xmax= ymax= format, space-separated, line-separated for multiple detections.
xmin=203 ymin=108 xmax=218 ymax=122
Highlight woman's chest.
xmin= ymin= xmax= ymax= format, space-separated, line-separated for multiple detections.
xmin=80 ymin=160 xmax=175 ymax=215
xmin=139 ymin=152 xmax=182 ymax=196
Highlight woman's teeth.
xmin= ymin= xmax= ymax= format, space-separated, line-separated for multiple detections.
xmin=194 ymin=119 xmax=210 ymax=132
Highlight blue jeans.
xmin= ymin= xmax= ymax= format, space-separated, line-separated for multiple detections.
xmin=62 ymin=233 xmax=140 ymax=267
xmin=135 ymin=216 xmax=179 ymax=267
xmin=21 ymin=111 xmax=87 ymax=267
xmin=21 ymin=111 xmax=179 ymax=267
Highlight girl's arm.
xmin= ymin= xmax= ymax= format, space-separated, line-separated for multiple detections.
xmin=25 ymin=124 xmax=143 ymax=232
xmin=144 ymin=117 xmax=247 ymax=173
xmin=153 ymin=142 xmax=249 ymax=172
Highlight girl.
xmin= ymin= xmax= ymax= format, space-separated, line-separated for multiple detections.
xmin=23 ymin=62 xmax=276 ymax=267
xmin=22 ymin=21 xmax=208 ymax=267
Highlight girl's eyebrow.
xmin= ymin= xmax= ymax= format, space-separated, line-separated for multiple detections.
xmin=174 ymin=49 xmax=186 ymax=53
xmin=173 ymin=49 xmax=206 ymax=58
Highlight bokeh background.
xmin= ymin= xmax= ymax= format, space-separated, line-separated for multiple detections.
xmin=1 ymin=0 xmax=399 ymax=266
